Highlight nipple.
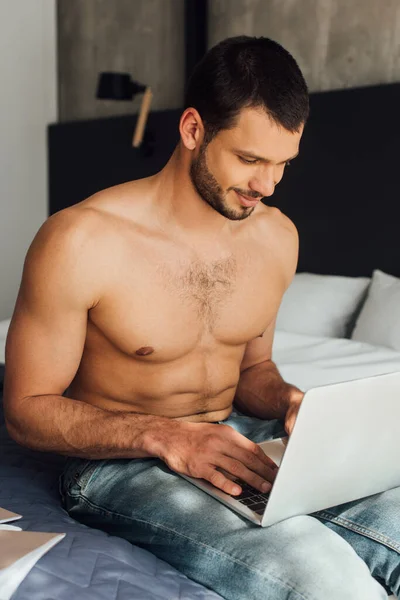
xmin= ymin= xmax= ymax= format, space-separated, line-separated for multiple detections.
xmin=135 ymin=346 xmax=155 ymax=356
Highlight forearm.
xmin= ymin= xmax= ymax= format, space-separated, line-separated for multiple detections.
xmin=5 ymin=393 xmax=178 ymax=459
xmin=234 ymin=360 xmax=302 ymax=420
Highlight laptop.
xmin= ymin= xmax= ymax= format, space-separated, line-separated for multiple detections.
xmin=180 ymin=371 xmax=400 ymax=527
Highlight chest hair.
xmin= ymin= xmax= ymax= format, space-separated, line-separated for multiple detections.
xmin=175 ymin=255 xmax=237 ymax=330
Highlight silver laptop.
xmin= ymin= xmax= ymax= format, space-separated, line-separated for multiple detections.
xmin=180 ymin=371 xmax=400 ymax=527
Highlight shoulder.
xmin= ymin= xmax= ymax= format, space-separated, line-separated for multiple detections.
xmin=29 ymin=177 xmax=153 ymax=269
xmin=23 ymin=206 xmax=111 ymax=307
xmin=28 ymin=205 xmax=108 ymax=262
xmin=255 ymin=203 xmax=297 ymax=235
xmin=254 ymin=204 xmax=299 ymax=289
xmin=271 ymin=206 xmax=299 ymax=254
xmin=21 ymin=182 xmax=149 ymax=310
xmin=31 ymin=177 xmax=145 ymax=252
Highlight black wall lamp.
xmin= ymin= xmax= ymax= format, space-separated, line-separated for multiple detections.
xmin=96 ymin=72 xmax=153 ymax=151
xmin=95 ymin=1 xmax=208 ymax=156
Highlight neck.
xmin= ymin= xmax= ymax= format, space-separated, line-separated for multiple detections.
xmin=149 ymin=144 xmax=235 ymax=241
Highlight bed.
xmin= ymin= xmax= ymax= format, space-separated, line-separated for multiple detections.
xmin=3 ymin=80 xmax=400 ymax=598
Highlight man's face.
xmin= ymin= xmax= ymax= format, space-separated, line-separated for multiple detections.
xmin=189 ymin=107 xmax=303 ymax=221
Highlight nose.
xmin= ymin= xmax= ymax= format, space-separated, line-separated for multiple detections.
xmin=249 ymin=169 xmax=276 ymax=198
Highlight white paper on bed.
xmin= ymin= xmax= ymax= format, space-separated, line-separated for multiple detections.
xmin=0 ymin=508 xmax=65 ymax=600
xmin=0 ymin=531 xmax=65 ymax=600
xmin=0 ymin=508 xmax=22 ymax=524
xmin=272 ymin=330 xmax=400 ymax=391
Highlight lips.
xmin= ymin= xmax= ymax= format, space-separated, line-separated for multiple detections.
xmin=235 ymin=191 xmax=260 ymax=207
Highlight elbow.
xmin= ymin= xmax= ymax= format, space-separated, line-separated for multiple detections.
xmin=4 ymin=418 xmax=21 ymax=444
xmin=4 ymin=415 xmax=40 ymax=451
xmin=3 ymin=394 xmax=31 ymax=447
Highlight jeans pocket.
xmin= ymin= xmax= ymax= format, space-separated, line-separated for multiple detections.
xmin=78 ymin=461 xmax=101 ymax=492
xmin=60 ymin=457 xmax=96 ymax=497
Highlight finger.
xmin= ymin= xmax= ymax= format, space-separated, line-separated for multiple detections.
xmin=216 ymin=457 xmax=273 ymax=495
xmin=285 ymin=416 xmax=294 ymax=436
xmin=225 ymin=446 xmax=278 ymax=484
xmin=203 ymin=466 xmax=243 ymax=496
xmin=224 ymin=427 xmax=279 ymax=470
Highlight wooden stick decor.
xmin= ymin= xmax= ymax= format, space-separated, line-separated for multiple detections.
xmin=132 ymin=87 xmax=153 ymax=148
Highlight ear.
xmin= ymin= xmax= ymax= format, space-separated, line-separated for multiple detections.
xmin=179 ymin=107 xmax=204 ymax=151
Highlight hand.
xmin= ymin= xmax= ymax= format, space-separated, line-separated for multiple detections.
xmin=157 ymin=420 xmax=279 ymax=497
xmin=284 ymin=387 xmax=305 ymax=436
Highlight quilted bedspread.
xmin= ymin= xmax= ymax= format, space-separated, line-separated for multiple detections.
xmin=0 ymin=378 xmax=223 ymax=599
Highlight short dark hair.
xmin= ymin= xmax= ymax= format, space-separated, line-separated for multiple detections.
xmin=184 ymin=35 xmax=309 ymax=143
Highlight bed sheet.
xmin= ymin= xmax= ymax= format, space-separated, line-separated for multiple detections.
xmin=273 ymin=330 xmax=400 ymax=390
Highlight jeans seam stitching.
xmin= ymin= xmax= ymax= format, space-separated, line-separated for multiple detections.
xmin=80 ymin=465 xmax=99 ymax=491
xmin=74 ymin=492 xmax=311 ymax=600
xmin=316 ymin=510 xmax=400 ymax=552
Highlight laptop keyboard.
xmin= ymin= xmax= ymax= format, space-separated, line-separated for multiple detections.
xmin=231 ymin=480 xmax=270 ymax=515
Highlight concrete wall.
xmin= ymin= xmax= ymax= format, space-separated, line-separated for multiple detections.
xmin=209 ymin=0 xmax=400 ymax=93
xmin=58 ymin=0 xmax=185 ymax=121
xmin=0 ymin=0 xmax=57 ymax=321
xmin=58 ymin=0 xmax=400 ymax=122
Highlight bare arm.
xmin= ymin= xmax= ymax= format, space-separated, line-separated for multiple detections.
xmin=4 ymin=209 xmax=177 ymax=459
xmin=234 ymin=317 xmax=302 ymax=421
xmin=235 ymin=358 xmax=301 ymax=421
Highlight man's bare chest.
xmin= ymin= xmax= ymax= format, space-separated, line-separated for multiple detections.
xmin=88 ymin=239 xmax=285 ymax=362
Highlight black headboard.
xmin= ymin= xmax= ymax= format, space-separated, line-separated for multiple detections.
xmin=272 ymin=82 xmax=400 ymax=278
xmin=48 ymin=109 xmax=181 ymax=214
xmin=48 ymin=82 xmax=400 ymax=278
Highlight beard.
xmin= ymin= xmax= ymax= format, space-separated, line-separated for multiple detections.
xmin=189 ymin=141 xmax=255 ymax=221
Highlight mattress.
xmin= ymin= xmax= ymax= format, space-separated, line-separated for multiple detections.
xmin=2 ymin=320 xmax=400 ymax=599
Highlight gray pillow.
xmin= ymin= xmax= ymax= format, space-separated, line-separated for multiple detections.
xmin=351 ymin=269 xmax=400 ymax=350
xmin=276 ymin=273 xmax=371 ymax=338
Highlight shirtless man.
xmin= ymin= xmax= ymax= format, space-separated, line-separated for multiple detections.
xmin=3 ymin=36 xmax=396 ymax=600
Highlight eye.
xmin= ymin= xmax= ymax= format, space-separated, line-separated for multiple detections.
xmin=239 ymin=156 xmax=259 ymax=164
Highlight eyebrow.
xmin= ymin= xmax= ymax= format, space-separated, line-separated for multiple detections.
xmin=232 ymin=148 xmax=299 ymax=164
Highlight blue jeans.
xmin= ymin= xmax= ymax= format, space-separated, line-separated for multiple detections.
xmin=59 ymin=413 xmax=399 ymax=599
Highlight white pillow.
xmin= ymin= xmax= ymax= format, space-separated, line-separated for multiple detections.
xmin=276 ymin=273 xmax=370 ymax=338
xmin=0 ymin=319 xmax=11 ymax=364
xmin=0 ymin=318 xmax=11 ymax=339
xmin=351 ymin=269 xmax=400 ymax=350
